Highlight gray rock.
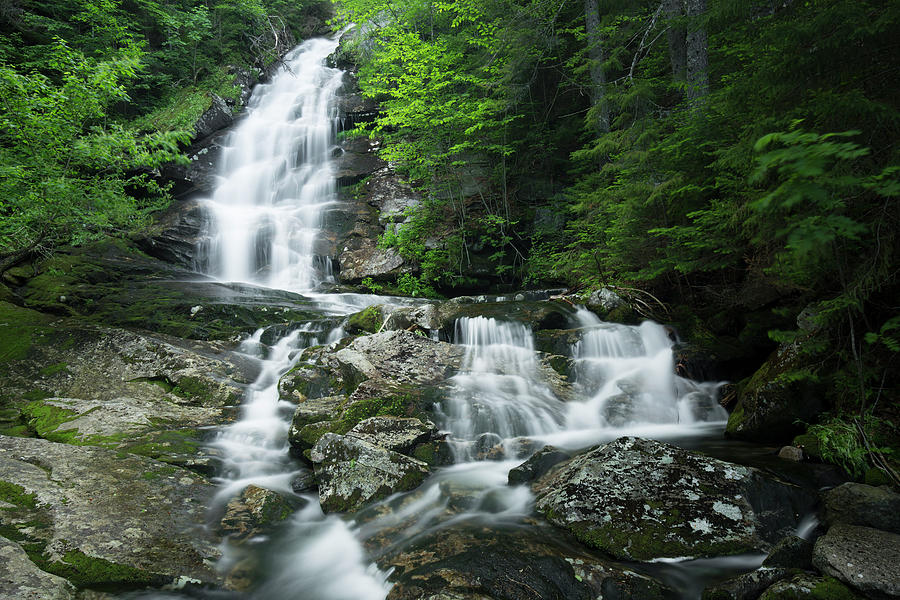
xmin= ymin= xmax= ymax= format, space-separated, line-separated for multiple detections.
xmin=763 ymin=535 xmax=814 ymax=569
xmin=0 ymin=536 xmax=76 ymax=600
xmin=0 ymin=436 xmax=220 ymax=588
xmin=823 ymin=482 xmax=900 ymax=534
xmin=347 ymin=417 xmax=435 ymax=454
xmin=193 ymin=93 xmax=233 ymax=140
xmin=219 ymin=485 xmax=294 ymax=542
xmin=288 ymin=395 xmax=347 ymax=446
xmin=334 ymin=330 xmax=463 ymax=385
xmin=138 ymin=198 xmax=209 ymax=265
xmin=334 ymin=136 xmax=385 ymax=187
xmin=812 ymin=523 xmax=900 ymax=598
xmin=778 ymin=446 xmax=805 ymax=461
xmin=508 ymin=445 xmax=571 ymax=485
xmin=588 ymin=288 xmax=625 ymax=311
xmin=702 ymin=567 xmax=791 ymax=600
xmin=338 ymin=242 xmax=408 ymax=282
xmin=533 ymin=437 xmax=808 ymax=561
xmin=311 ymin=433 xmax=430 ymax=512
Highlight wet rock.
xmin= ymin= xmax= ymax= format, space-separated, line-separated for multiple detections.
xmin=701 ymin=567 xmax=791 ymax=600
xmin=334 ymin=136 xmax=384 ymax=186
xmin=0 ymin=436 xmax=220 ymax=588
xmin=137 ymin=198 xmax=208 ymax=266
xmin=437 ymin=299 xmax=573 ymax=337
xmin=823 ymin=482 xmax=900 ymax=533
xmin=759 ymin=574 xmax=865 ymax=599
xmin=378 ymin=524 xmax=672 ymax=600
xmin=219 ymin=485 xmax=294 ymax=542
xmin=347 ymin=417 xmax=436 ymax=454
xmin=311 ymin=433 xmax=430 ymax=512
xmin=533 ymin=437 xmax=809 ymax=562
xmin=0 ymin=536 xmax=76 ymax=600
xmin=337 ymin=92 xmax=379 ymax=129
xmin=763 ymin=535 xmax=814 ymax=569
xmin=381 ymin=303 xmax=442 ymax=333
xmin=288 ymin=395 xmax=347 ymax=446
xmin=334 ymin=330 xmax=463 ymax=385
xmin=726 ymin=339 xmax=825 ymax=443
xmin=346 ymin=304 xmax=386 ymax=334
xmin=193 ymin=93 xmax=233 ymax=140
xmin=812 ymin=523 xmax=900 ymax=598
xmin=508 ymin=445 xmax=571 ymax=485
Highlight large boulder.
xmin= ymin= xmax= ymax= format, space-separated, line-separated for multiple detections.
xmin=533 ymin=437 xmax=809 ymax=561
xmin=812 ymin=523 xmax=900 ymax=598
xmin=0 ymin=436 xmax=220 ymax=589
xmin=378 ymin=525 xmax=673 ymax=600
xmin=310 ymin=433 xmax=430 ymax=512
xmin=219 ymin=484 xmax=295 ymax=543
xmin=822 ymin=483 xmax=900 ymax=533
xmin=702 ymin=568 xmax=792 ymax=600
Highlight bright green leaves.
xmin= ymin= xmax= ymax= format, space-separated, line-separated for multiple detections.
xmin=0 ymin=35 xmax=188 ymax=263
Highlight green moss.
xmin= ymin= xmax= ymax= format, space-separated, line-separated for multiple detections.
xmin=337 ymin=394 xmax=415 ymax=432
xmin=39 ymin=362 xmax=69 ymax=377
xmin=759 ymin=576 xmax=863 ymax=599
xmin=123 ymin=429 xmax=201 ymax=460
xmin=0 ymin=301 xmax=52 ymax=364
xmin=24 ymin=402 xmax=80 ymax=441
xmin=298 ymin=420 xmax=348 ymax=449
xmin=0 ymin=424 xmax=32 ymax=437
xmin=864 ymin=466 xmax=891 ymax=486
xmin=725 ymin=402 xmax=746 ymax=436
xmin=792 ymin=432 xmax=823 ymax=460
xmin=171 ymin=375 xmax=215 ymax=401
xmin=22 ymin=389 xmax=51 ymax=402
xmin=347 ymin=306 xmax=383 ymax=334
xmin=0 ymin=480 xmax=38 ymax=509
xmin=34 ymin=548 xmax=159 ymax=589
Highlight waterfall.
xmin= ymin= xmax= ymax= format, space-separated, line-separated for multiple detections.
xmin=197 ymin=37 xmax=344 ymax=292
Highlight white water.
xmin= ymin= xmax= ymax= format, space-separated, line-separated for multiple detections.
xmin=198 ymin=37 xmax=343 ymax=291
xmin=182 ymin=31 xmax=738 ymax=600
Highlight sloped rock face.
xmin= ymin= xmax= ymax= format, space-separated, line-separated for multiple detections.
xmin=219 ymin=485 xmax=294 ymax=543
xmin=379 ymin=525 xmax=674 ymax=600
xmin=0 ymin=436 xmax=220 ymax=588
xmin=0 ymin=536 xmax=76 ymax=600
xmin=311 ymin=433 xmax=430 ymax=512
xmin=812 ymin=523 xmax=900 ymax=598
xmin=533 ymin=437 xmax=808 ymax=561
xmin=347 ymin=417 xmax=435 ymax=454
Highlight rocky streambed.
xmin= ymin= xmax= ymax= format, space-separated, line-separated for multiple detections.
xmin=1 ymin=243 xmax=898 ymax=600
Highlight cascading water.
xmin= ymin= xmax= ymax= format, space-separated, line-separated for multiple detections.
xmin=148 ymin=29 xmax=746 ymax=600
xmin=197 ymin=37 xmax=343 ymax=291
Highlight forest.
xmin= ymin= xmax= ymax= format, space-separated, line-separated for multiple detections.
xmin=1 ymin=0 xmax=900 ymax=598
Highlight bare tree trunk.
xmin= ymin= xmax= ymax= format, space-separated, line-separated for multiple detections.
xmin=685 ymin=0 xmax=709 ymax=102
xmin=584 ymin=0 xmax=609 ymax=133
xmin=663 ymin=0 xmax=686 ymax=82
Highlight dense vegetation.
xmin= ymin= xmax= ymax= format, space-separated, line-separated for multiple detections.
xmin=0 ymin=0 xmax=897 ymax=477
xmin=336 ymin=0 xmax=899 ymax=475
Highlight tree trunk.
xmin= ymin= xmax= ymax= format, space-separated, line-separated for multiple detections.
xmin=663 ymin=0 xmax=686 ymax=82
xmin=685 ymin=0 xmax=709 ymax=102
xmin=584 ymin=0 xmax=610 ymax=133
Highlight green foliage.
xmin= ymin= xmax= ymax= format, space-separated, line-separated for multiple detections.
xmin=0 ymin=36 xmax=189 ymax=265
xmin=804 ymin=413 xmax=895 ymax=480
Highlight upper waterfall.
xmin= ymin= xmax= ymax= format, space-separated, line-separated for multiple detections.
xmin=197 ymin=36 xmax=344 ymax=292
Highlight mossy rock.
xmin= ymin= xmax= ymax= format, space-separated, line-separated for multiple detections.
xmin=726 ymin=345 xmax=825 ymax=443
xmin=346 ymin=305 xmax=385 ymax=334
xmin=30 ymin=548 xmax=161 ymax=590
xmin=12 ymin=241 xmax=327 ymax=341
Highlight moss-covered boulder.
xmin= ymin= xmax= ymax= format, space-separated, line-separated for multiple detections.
xmin=310 ymin=433 xmax=430 ymax=512
xmin=533 ymin=437 xmax=810 ymax=562
xmin=0 ymin=535 xmax=77 ymax=599
xmin=0 ymin=436 xmax=220 ymax=591
xmin=701 ymin=568 xmax=792 ymax=600
xmin=219 ymin=485 xmax=295 ymax=543
xmin=378 ymin=524 xmax=673 ymax=600
xmin=726 ymin=344 xmax=825 ymax=442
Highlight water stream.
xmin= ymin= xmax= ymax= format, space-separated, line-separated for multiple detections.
xmin=138 ymin=32 xmax=775 ymax=600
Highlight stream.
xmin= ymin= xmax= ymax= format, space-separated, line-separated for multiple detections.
xmin=126 ymin=32 xmax=809 ymax=600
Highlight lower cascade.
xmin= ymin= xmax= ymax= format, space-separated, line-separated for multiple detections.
xmin=126 ymin=33 xmax=794 ymax=600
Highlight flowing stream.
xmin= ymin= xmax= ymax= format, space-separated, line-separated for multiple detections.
xmin=142 ymin=32 xmax=768 ymax=600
